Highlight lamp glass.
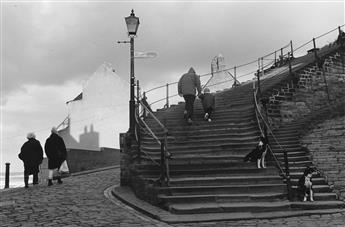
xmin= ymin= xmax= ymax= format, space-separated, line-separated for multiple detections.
xmin=125 ymin=13 xmax=139 ymax=36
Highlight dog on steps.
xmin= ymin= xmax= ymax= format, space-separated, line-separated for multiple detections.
xmin=243 ymin=136 xmax=268 ymax=168
xmin=298 ymin=166 xmax=317 ymax=202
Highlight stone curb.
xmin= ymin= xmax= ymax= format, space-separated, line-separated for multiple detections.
xmin=110 ymin=185 xmax=345 ymax=224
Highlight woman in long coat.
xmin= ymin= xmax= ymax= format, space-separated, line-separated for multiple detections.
xmin=44 ymin=127 xmax=67 ymax=186
xmin=19 ymin=132 xmax=43 ymax=188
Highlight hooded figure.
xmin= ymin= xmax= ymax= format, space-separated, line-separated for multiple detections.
xmin=178 ymin=67 xmax=202 ymax=124
xmin=44 ymin=127 xmax=67 ymax=186
xmin=19 ymin=132 xmax=44 ymax=188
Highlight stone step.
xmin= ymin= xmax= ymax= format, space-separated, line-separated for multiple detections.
xmin=168 ymin=200 xmax=344 ymax=214
xmin=272 ymin=131 xmax=300 ymax=137
xmin=143 ymin=121 xmax=258 ymax=132
xmin=275 ymin=154 xmax=310 ymax=161
xmin=136 ymin=161 xmax=271 ymax=170
xmin=149 ymin=114 xmax=256 ymax=125
xmin=152 ymin=105 xmax=254 ymax=117
xmin=267 ymin=136 xmax=300 ymax=142
xmin=168 ymin=201 xmax=290 ymax=214
xmin=141 ymin=147 xmax=255 ymax=157
xmin=142 ymin=131 xmax=260 ymax=141
xmin=141 ymin=141 xmax=258 ymax=152
xmin=158 ymin=192 xmax=286 ymax=204
xmin=165 ymin=175 xmax=284 ymax=186
xmin=290 ymin=185 xmax=332 ymax=193
xmin=138 ymin=166 xmax=279 ymax=177
xmin=141 ymin=154 xmax=244 ymax=163
xmin=157 ymin=183 xmax=287 ymax=195
xmin=290 ymin=201 xmax=345 ymax=210
xmin=270 ymin=144 xmax=302 ymax=150
xmin=142 ymin=136 xmax=259 ymax=146
xmin=290 ymin=177 xmax=327 ymax=185
xmin=150 ymin=111 xmax=255 ymax=121
xmin=141 ymin=127 xmax=260 ymax=139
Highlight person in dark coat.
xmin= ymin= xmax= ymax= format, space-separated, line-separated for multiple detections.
xmin=18 ymin=132 xmax=44 ymax=188
xmin=198 ymin=87 xmax=216 ymax=122
xmin=178 ymin=67 xmax=202 ymax=124
xmin=44 ymin=127 xmax=67 ymax=186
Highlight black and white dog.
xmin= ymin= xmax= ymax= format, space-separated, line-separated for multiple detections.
xmin=298 ymin=166 xmax=317 ymax=202
xmin=243 ymin=136 xmax=268 ymax=168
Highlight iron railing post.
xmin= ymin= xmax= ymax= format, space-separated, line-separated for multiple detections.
xmin=288 ymin=52 xmax=292 ymax=76
xmin=143 ymin=92 xmax=147 ymax=120
xmin=257 ymin=69 xmax=261 ymax=98
xmin=283 ymin=149 xmax=291 ymax=200
xmin=261 ymin=57 xmax=264 ymax=78
xmin=339 ymin=26 xmax=345 ymax=73
xmin=166 ymin=83 xmax=169 ymax=109
xmin=136 ymin=80 xmax=141 ymax=163
xmin=164 ymin=131 xmax=170 ymax=186
xmin=160 ymin=139 xmax=168 ymax=186
xmin=290 ymin=40 xmax=294 ymax=58
xmin=313 ymin=38 xmax=318 ymax=61
xmin=5 ymin=163 xmax=10 ymax=189
xmin=261 ymin=97 xmax=269 ymax=140
xmin=233 ymin=66 xmax=237 ymax=86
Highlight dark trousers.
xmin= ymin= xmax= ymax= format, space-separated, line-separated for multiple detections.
xmin=183 ymin=95 xmax=196 ymax=119
xmin=24 ymin=173 xmax=39 ymax=186
xmin=204 ymin=107 xmax=214 ymax=119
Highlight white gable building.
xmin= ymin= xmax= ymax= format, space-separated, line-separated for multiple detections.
xmin=58 ymin=62 xmax=129 ymax=150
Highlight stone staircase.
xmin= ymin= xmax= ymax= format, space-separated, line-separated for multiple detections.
xmin=130 ymin=43 xmax=345 ymax=216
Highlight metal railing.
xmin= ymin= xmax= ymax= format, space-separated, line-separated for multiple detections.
xmin=142 ymin=25 xmax=344 ymax=111
xmin=143 ymin=41 xmax=292 ymax=110
xmin=135 ymin=81 xmax=170 ymax=186
xmin=253 ymin=84 xmax=292 ymax=200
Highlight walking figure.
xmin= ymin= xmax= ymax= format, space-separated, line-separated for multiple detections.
xmin=198 ymin=87 xmax=216 ymax=122
xmin=19 ymin=132 xmax=44 ymax=188
xmin=44 ymin=127 xmax=67 ymax=186
xmin=178 ymin=67 xmax=202 ymax=124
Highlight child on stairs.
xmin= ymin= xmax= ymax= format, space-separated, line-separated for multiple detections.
xmin=198 ymin=87 xmax=216 ymax=122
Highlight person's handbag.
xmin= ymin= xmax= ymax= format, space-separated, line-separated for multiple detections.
xmin=59 ymin=160 xmax=70 ymax=177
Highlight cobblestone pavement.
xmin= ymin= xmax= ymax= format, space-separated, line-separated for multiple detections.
xmin=1 ymin=167 xmax=345 ymax=227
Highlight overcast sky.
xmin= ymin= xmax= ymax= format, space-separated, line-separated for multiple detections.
xmin=1 ymin=0 xmax=344 ymax=173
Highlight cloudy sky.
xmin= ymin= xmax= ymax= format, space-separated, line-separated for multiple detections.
xmin=1 ymin=0 xmax=344 ymax=173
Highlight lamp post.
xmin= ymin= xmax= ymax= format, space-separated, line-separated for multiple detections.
xmin=121 ymin=9 xmax=140 ymax=138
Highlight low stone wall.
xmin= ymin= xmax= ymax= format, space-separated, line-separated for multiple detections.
xmin=39 ymin=147 xmax=120 ymax=182
xmin=66 ymin=147 xmax=120 ymax=173
xmin=301 ymin=116 xmax=345 ymax=199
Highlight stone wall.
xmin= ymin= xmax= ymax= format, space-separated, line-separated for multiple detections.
xmin=301 ymin=116 xmax=345 ymax=199
xmin=66 ymin=147 xmax=120 ymax=173
xmin=266 ymin=51 xmax=345 ymax=129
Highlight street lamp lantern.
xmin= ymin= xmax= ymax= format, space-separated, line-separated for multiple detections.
xmin=125 ymin=9 xmax=140 ymax=36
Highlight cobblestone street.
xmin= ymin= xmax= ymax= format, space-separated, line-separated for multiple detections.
xmin=1 ymin=167 xmax=345 ymax=227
